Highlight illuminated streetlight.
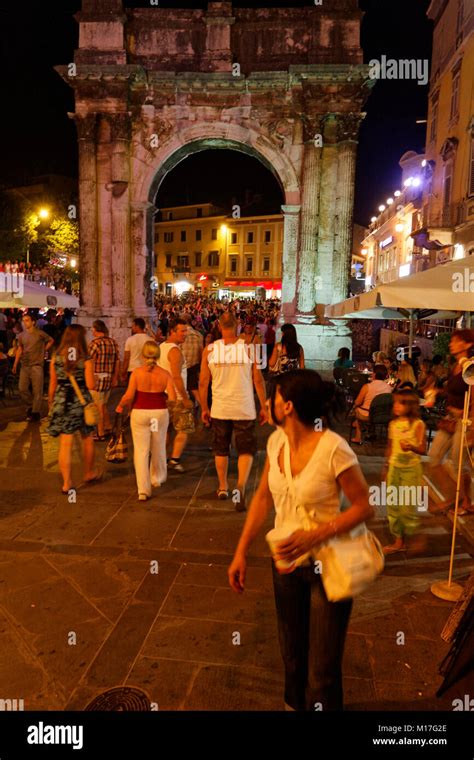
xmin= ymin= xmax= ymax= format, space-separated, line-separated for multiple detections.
xmin=38 ymin=208 xmax=50 ymax=219
xmin=386 ymin=197 xmax=394 ymax=205
xmin=378 ymin=205 xmax=385 ymax=212
xmin=394 ymin=190 xmax=401 ymax=197
xmin=370 ymin=216 xmax=377 ymax=223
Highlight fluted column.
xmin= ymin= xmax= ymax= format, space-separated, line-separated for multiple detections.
xmin=280 ymin=204 xmax=301 ymax=322
xmin=130 ymin=201 xmax=156 ymax=316
xmin=316 ymin=114 xmax=340 ymax=305
xmin=296 ymin=116 xmax=323 ymax=315
xmin=96 ymin=115 xmax=113 ymax=310
xmin=110 ymin=112 xmax=131 ymax=312
xmin=74 ymin=113 xmax=99 ymax=310
xmin=333 ymin=114 xmax=362 ymax=303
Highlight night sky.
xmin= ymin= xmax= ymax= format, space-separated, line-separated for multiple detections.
xmin=0 ymin=0 xmax=432 ymax=226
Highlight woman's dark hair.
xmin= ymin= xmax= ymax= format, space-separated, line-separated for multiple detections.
xmin=373 ymin=364 xmax=388 ymax=381
xmin=281 ymin=323 xmax=301 ymax=360
xmin=338 ymin=347 xmax=351 ymax=360
xmin=270 ymin=369 xmax=345 ymax=429
xmin=452 ymin=328 xmax=474 ymax=345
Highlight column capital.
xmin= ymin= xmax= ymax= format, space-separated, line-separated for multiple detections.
xmin=281 ymin=204 xmax=301 ymax=215
xmin=70 ymin=112 xmax=97 ymax=141
xmin=336 ymin=112 xmax=365 ymax=143
xmin=301 ymin=114 xmax=325 ymax=144
xmin=109 ymin=111 xmax=132 ymax=142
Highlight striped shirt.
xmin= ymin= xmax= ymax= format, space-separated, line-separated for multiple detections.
xmin=88 ymin=336 xmax=119 ymax=391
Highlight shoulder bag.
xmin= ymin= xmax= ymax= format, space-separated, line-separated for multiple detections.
xmin=67 ymin=372 xmax=100 ymax=427
xmin=269 ymin=343 xmax=282 ymax=376
xmin=105 ymin=413 xmax=128 ymax=463
xmin=436 ymin=415 xmax=458 ymax=435
xmin=283 ymin=439 xmax=384 ymax=601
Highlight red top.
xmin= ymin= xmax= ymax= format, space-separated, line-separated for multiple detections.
xmin=133 ymin=391 xmax=168 ymax=410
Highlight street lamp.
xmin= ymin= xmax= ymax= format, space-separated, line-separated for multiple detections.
xmin=38 ymin=208 xmax=50 ymax=219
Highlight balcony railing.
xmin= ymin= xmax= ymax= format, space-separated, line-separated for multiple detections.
xmin=423 ymin=201 xmax=467 ymax=229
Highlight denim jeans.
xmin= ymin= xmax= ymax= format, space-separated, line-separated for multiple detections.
xmin=272 ymin=561 xmax=353 ymax=711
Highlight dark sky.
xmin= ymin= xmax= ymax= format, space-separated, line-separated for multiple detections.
xmin=0 ymin=0 xmax=432 ymax=226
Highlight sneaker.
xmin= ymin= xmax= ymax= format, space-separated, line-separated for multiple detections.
xmin=168 ymin=459 xmax=184 ymax=473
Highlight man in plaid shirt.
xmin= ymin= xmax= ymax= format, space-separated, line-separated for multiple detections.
xmin=181 ymin=315 xmax=204 ymax=408
xmin=88 ymin=320 xmax=120 ymax=440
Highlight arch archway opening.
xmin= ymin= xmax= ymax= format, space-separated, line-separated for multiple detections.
xmin=148 ymin=140 xmax=286 ymax=301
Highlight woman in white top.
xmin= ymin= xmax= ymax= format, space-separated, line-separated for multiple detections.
xmin=228 ymin=369 xmax=373 ymax=711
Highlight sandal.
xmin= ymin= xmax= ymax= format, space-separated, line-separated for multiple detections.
xmin=217 ymin=489 xmax=229 ymax=500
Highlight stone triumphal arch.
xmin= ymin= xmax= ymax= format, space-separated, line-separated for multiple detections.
xmin=57 ymin=0 xmax=372 ymax=368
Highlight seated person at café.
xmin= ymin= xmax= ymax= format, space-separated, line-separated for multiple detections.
xmin=351 ymin=364 xmax=392 ymax=444
xmin=334 ymin=346 xmax=355 ymax=369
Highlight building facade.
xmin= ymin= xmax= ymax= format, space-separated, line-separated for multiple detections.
xmin=154 ymin=203 xmax=283 ymax=298
xmin=424 ymin=0 xmax=474 ymax=258
xmin=362 ymin=0 xmax=473 ymax=289
xmin=362 ymin=152 xmax=427 ymax=287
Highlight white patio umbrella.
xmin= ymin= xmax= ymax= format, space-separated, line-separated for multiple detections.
xmin=0 ymin=278 xmax=79 ymax=309
xmin=325 ymin=257 xmax=474 ymax=355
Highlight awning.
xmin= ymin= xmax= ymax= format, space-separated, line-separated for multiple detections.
xmin=223 ymin=280 xmax=282 ymax=289
xmin=325 ymin=257 xmax=474 ymax=318
xmin=410 ymin=227 xmax=448 ymax=251
xmin=0 ymin=278 xmax=79 ymax=309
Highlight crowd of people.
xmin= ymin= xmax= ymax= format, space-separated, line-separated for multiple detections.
xmin=0 ymin=259 xmax=74 ymax=292
xmin=5 ymin=293 xmax=474 ymax=712
xmin=336 ymin=335 xmax=474 ymax=552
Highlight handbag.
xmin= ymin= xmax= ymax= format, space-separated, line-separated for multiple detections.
xmin=437 ymin=415 xmax=458 ymax=435
xmin=283 ymin=438 xmax=384 ymax=601
xmin=105 ymin=414 xmax=128 ymax=463
xmin=269 ymin=344 xmax=282 ymax=375
xmin=67 ymin=372 xmax=99 ymax=427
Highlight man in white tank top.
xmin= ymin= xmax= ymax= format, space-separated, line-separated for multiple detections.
xmin=199 ymin=312 xmax=268 ymax=511
xmin=157 ymin=318 xmax=194 ymax=472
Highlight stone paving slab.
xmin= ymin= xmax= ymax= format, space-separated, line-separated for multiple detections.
xmin=0 ymin=403 xmax=472 ymax=711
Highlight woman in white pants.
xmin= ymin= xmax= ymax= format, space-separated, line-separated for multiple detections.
xmin=116 ymin=342 xmax=176 ymax=501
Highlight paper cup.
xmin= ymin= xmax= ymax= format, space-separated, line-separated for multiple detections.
xmin=266 ymin=527 xmax=298 ymax=572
